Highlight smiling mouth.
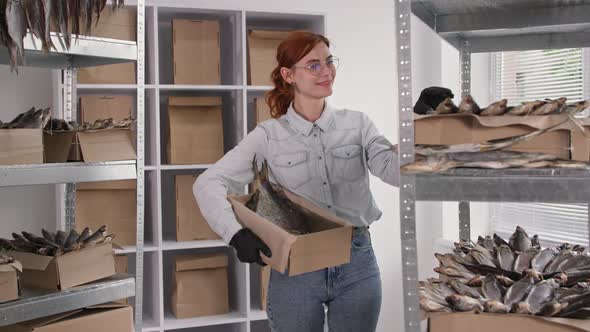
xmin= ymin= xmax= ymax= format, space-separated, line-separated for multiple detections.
xmin=317 ymin=81 xmax=332 ymax=86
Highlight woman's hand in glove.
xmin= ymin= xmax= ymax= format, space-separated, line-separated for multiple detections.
xmin=229 ymin=228 xmax=272 ymax=266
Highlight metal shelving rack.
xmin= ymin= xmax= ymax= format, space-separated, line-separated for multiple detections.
xmin=0 ymin=1 xmax=145 ymax=331
xmin=395 ymin=0 xmax=590 ymax=331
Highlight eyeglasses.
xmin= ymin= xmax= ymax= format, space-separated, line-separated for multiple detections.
xmin=292 ymin=56 xmax=340 ymax=75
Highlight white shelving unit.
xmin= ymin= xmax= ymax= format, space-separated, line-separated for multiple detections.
xmin=0 ymin=2 xmax=145 ymax=329
xmin=395 ymin=1 xmax=590 ymax=331
xmin=77 ymin=3 xmax=325 ymax=332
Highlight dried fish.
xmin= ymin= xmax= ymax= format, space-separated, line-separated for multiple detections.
xmin=480 ymin=99 xmax=508 ymax=116
xmin=504 ymin=277 xmax=535 ymax=308
xmin=420 ymin=298 xmax=452 ymax=312
xmin=483 ymin=300 xmax=509 ymax=313
xmin=63 ymin=229 xmax=79 ymax=250
xmin=246 ymin=158 xmax=311 ymax=235
xmin=509 ymin=226 xmax=532 ymax=253
xmin=530 ymin=97 xmax=567 ymax=115
xmin=448 ymin=278 xmax=483 ymax=299
xmin=482 ymin=274 xmax=504 ymax=301
xmin=506 ymin=100 xmax=545 ymax=116
xmin=6 ymin=0 xmax=28 ymax=71
xmin=41 ymin=229 xmax=55 ymax=243
xmin=446 ymin=294 xmax=483 ymax=312
xmin=496 ymin=244 xmax=515 ymax=272
xmin=435 ymin=97 xmax=458 ymax=114
xmin=532 ymin=248 xmax=557 ymax=273
xmin=458 ymin=95 xmax=480 ymax=114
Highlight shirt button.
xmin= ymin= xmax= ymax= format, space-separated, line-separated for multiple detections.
xmin=314 ymin=134 xmax=317 ymax=137
xmin=327 ymin=205 xmax=332 ymax=208
xmin=319 ymin=156 xmax=323 ymax=160
xmin=323 ymin=182 xmax=327 ymax=185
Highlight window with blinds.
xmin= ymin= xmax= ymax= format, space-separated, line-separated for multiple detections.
xmin=490 ymin=48 xmax=589 ymax=247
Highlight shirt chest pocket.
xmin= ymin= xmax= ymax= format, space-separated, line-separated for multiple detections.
xmin=273 ymin=152 xmax=311 ymax=189
xmin=330 ymin=144 xmax=365 ymax=182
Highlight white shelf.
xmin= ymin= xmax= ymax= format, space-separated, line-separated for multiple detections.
xmin=77 ymin=84 xmax=139 ymax=90
xmin=142 ymin=317 xmax=161 ymax=332
xmin=115 ymin=244 xmax=159 ymax=254
xmin=160 ymin=164 xmax=213 ymax=171
xmin=0 ymin=161 xmax=137 ymax=187
xmin=0 ymin=274 xmax=135 ymax=327
xmin=159 ymin=85 xmax=243 ymax=91
xmin=249 ymin=310 xmax=268 ymax=321
xmin=162 ymin=240 xmax=227 ymax=251
xmin=163 ymin=312 xmax=248 ymax=330
xmin=2 ymin=32 xmax=137 ymax=69
xmin=246 ymin=86 xmax=273 ymax=91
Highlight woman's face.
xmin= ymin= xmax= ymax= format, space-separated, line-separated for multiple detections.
xmin=282 ymin=43 xmax=337 ymax=100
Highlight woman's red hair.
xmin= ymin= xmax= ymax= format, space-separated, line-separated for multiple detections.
xmin=265 ymin=31 xmax=330 ymax=118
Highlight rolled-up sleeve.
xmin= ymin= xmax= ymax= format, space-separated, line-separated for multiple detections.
xmin=362 ymin=113 xmax=400 ymax=187
xmin=193 ymin=126 xmax=268 ymax=244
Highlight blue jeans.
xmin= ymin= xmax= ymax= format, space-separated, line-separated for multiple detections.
xmin=266 ymin=227 xmax=382 ymax=332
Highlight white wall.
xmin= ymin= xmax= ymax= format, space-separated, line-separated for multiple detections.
xmin=0 ymin=66 xmax=56 ymax=238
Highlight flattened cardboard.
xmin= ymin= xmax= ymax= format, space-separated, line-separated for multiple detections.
xmin=80 ymin=96 xmax=134 ymax=123
xmin=84 ymin=6 xmax=137 ymax=41
xmin=78 ymin=63 xmax=136 ymax=84
xmin=76 ymin=182 xmax=137 ymax=246
xmin=8 ymin=243 xmax=115 ymax=290
xmin=414 ymin=113 xmax=572 ymax=159
xmin=172 ymin=253 xmax=229 ymax=318
xmin=175 ymin=175 xmax=221 ymax=241
xmin=76 ymin=129 xmax=136 ymax=162
xmin=428 ymin=312 xmax=590 ymax=332
xmin=247 ymin=29 xmax=292 ymax=86
xmin=172 ymin=19 xmax=220 ymax=85
xmin=255 ymin=97 xmax=272 ymax=123
xmin=228 ymin=189 xmax=353 ymax=276
xmin=0 ymin=129 xmax=43 ymax=165
xmin=0 ymin=262 xmax=21 ymax=303
xmin=168 ymin=96 xmax=224 ymax=164
xmin=43 ymin=131 xmax=76 ymax=163
xmin=0 ymin=304 xmax=133 ymax=332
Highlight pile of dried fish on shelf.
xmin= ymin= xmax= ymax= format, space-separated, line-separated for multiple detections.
xmin=431 ymin=95 xmax=590 ymax=117
xmin=421 ymin=226 xmax=590 ymax=318
xmin=0 ymin=225 xmax=114 ymax=256
xmin=401 ymin=109 xmax=590 ymax=173
xmin=0 ymin=107 xmax=51 ymax=128
xmin=45 ymin=116 xmax=136 ymax=132
xmin=1 ymin=0 xmax=125 ymax=72
xmin=0 ymin=253 xmax=16 ymax=265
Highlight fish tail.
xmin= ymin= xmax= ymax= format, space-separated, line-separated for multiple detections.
xmin=260 ymin=158 xmax=269 ymax=182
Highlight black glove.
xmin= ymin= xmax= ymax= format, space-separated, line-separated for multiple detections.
xmin=414 ymin=86 xmax=454 ymax=114
xmin=229 ymin=228 xmax=272 ymax=266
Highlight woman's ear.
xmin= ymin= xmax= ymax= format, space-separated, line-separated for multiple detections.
xmin=280 ymin=67 xmax=294 ymax=85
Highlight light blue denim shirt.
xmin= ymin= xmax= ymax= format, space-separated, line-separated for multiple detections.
xmin=193 ymin=102 xmax=400 ymax=244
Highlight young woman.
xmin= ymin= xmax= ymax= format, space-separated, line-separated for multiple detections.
xmin=194 ymin=31 xmax=399 ymax=332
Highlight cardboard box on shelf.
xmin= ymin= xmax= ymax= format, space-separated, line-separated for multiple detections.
xmin=8 ymin=243 xmax=115 ymax=290
xmin=254 ymin=97 xmax=272 ymax=124
xmin=78 ymin=63 xmax=136 ymax=85
xmin=114 ymin=255 xmax=129 ymax=305
xmin=80 ymin=96 xmax=134 ymax=123
xmin=428 ymin=312 xmax=590 ymax=332
xmin=0 ymin=129 xmax=43 ymax=165
xmin=260 ymin=265 xmax=271 ymax=311
xmin=167 ymin=96 xmax=224 ymax=164
xmin=50 ymin=6 xmax=136 ymax=40
xmin=570 ymin=118 xmax=590 ymax=162
xmin=172 ymin=253 xmax=229 ymax=318
xmin=0 ymin=303 xmax=133 ymax=332
xmin=175 ymin=174 xmax=221 ymax=241
xmin=228 ymin=189 xmax=354 ymax=277
xmin=0 ymin=260 xmax=21 ymax=303
xmin=172 ymin=19 xmax=221 ymax=85
xmin=76 ymin=180 xmax=137 ymax=247
xmin=247 ymin=29 xmax=292 ymax=86
xmin=414 ymin=113 xmax=572 ymax=159
xmin=69 ymin=129 xmax=136 ymax=162
xmin=43 ymin=131 xmax=76 ymax=163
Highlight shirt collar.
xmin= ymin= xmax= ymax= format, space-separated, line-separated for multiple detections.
xmin=285 ymin=102 xmax=335 ymax=136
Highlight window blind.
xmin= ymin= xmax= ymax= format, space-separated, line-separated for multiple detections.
xmin=490 ymin=48 xmax=589 ymax=248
